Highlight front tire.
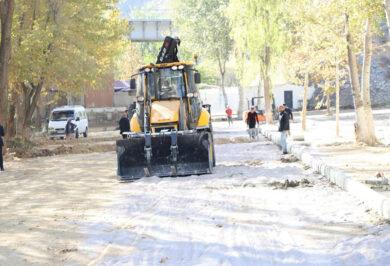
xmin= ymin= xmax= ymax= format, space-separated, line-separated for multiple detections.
xmin=83 ymin=127 xmax=88 ymax=138
xmin=75 ymin=130 xmax=79 ymax=139
xmin=207 ymin=137 xmax=214 ymax=174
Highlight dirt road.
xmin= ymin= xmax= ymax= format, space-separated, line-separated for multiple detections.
xmin=0 ymin=133 xmax=389 ymax=265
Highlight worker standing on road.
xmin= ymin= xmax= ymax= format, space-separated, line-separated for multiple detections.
xmin=283 ymin=103 xmax=294 ymax=121
xmin=279 ymin=105 xmax=290 ymax=154
xmin=65 ymin=118 xmax=76 ymax=140
xmin=225 ymin=105 xmax=233 ymax=126
xmin=246 ymin=106 xmax=259 ymax=139
xmin=119 ymin=110 xmax=130 ymax=139
xmin=0 ymin=122 xmax=4 ymax=171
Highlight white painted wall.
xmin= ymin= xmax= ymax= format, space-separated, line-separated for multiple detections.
xmin=199 ymin=84 xmax=315 ymax=117
xmin=273 ymin=84 xmax=315 ymax=110
xmin=199 ymin=86 xmax=260 ymax=117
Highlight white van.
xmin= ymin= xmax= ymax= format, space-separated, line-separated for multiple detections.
xmin=48 ymin=105 xmax=89 ymax=139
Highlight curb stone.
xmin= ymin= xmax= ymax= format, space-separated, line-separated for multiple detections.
xmin=259 ymin=126 xmax=390 ymax=220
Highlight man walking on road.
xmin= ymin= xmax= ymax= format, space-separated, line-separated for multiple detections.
xmin=225 ymin=106 xmax=233 ymax=126
xmin=246 ymin=106 xmax=259 ymax=139
xmin=119 ymin=110 xmax=130 ymax=139
xmin=0 ymin=122 xmax=5 ymax=171
xmin=279 ymin=105 xmax=290 ymax=154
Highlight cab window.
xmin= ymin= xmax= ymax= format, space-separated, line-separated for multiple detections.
xmin=156 ymin=68 xmax=185 ymax=99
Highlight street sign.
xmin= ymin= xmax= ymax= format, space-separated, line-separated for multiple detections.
xmin=129 ymin=19 xmax=173 ymax=42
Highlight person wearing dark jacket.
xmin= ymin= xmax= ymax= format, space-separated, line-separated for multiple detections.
xmin=0 ymin=122 xmax=5 ymax=171
xmin=283 ymin=103 xmax=293 ymax=121
xmin=279 ymin=105 xmax=290 ymax=154
xmin=65 ymin=118 xmax=76 ymax=140
xmin=246 ymin=106 xmax=259 ymax=139
xmin=119 ymin=110 xmax=130 ymax=139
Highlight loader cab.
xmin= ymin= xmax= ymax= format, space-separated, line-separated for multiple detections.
xmin=130 ymin=62 xmax=203 ymax=133
xmin=131 ymin=64 xmax=200 ymax=100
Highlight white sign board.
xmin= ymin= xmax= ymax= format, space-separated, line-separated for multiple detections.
xmin=129 ymin=20 xmax=173 ymax=42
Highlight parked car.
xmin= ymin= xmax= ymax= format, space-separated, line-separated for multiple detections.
xmin=48 ymin=105 xmax=88 ymax=139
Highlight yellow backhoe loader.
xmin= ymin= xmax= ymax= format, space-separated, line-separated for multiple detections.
xmin=116 ymin=37 xmax=215 ymax=180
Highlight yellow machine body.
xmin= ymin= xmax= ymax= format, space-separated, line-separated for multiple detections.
xmin=197 ymin=108 xmax=211 ymax=128
xmin=116 ymin=61 xmax=215 ymax=180
xmin=130 ymin=114 xmax=142 ymax=133
xmin=150 ymin=100 xmax=180 ymax=124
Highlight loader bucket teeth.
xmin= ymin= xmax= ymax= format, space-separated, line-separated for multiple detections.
xmin=116 ymin=131 xmax=214 ymax=180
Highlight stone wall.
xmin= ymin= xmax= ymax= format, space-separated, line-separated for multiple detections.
xmin=310 ymin=40 xmax=390 ymax=109
xmin=86 ymin=107 xmax=126 ymax=129
xmin=113 ymin=90 xmax=136 ymax=107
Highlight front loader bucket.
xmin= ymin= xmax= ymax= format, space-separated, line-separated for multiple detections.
xmin=116 ymin=131 xmax=214 ymax=181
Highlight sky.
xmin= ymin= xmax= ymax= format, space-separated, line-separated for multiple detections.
xmin=117 ymin=0 xmax=172 ymax=19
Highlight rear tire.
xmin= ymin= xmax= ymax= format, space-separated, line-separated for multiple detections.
xmin=207 ymin=138 xmax=214 ymax=174
xmin=75 ymin=130 xmax=79 ymax=139
xmin=83 ymin=127 xmax=88 ymax=138
xmin=210 ymin=133 xmax=216 ymax=167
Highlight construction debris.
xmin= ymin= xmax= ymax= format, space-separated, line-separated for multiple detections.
xmin=268 ymin=178 xmax=312 ymax=190
xmin=365 ymin=172 xmax=389 ymax=191
xmin=280 ymin=154 xmax=299 ymax=163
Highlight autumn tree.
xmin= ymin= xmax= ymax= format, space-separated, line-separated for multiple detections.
xmin=284 ymin=0 xmax=349 ymax=137
xmin=0 ymin=0 xmax=14 ymax=126
xmin=341 ymin=0 xmax=383 ymax=145
xmin=173 ymin=0 xmax=233 ymax=107
xmin=228 ymin=0 xmax=285 ymax=124
xmin=8 ymin=0 xmax=128 ymax=137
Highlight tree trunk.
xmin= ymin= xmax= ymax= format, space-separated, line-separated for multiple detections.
xmin=20 ymin=80 xmax=44 ymax=138
xmin=361 ymin=19 xmax=377 ymax=144
xmin=263 ymin=46 xmax=273 ymax=124
xmin=345 ymin=14 xmax=377 ymax=145
xmin=0 ymin=0 xmax=15 ymax=127
xmin=263 ymin=75 xmax=273 ymax=124
xmin=301 ymin=72 xmax=308 ymax=131
xmin=384 ymin=0 xmax=390 ymax=39
xmin=237 ymin=85 xmax=245 ymax=119
xmin=218 ymin=57 xmax=228 ymax=107
xmin=362 ymin=20 xmax=373 ymax=106
xmin=7 ymin=90 xmax=18 ymax=138
xmin=220 ymin=72 xmax=228 ymax=107
xmin=326 ymin=92 xmax=331 ymax=116
xmin=35 ymin=99 xmax=43 ymax=131
xmin=335 ymin=63 xmax=340 ymax=137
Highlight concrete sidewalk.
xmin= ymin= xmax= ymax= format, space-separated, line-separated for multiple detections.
xmin=259 ymin=123 xmax=390 ymax=219
xmin=288 ymin=109 xmax=390 ymax=197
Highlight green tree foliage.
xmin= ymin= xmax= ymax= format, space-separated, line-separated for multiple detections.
xmin=282 ymin=0 xmax=347 ymax=130
xmin=341 ymin=0 xmax=383 ymax=145
xmin=9 ymin=0 xmax=129 ymax=136
xmin=115 ymin=43 xmax=143 ymax=80
xmin=227 ymin=0 xmax=286 ymax=123
xmin=173 ymin=0 xmax=233 ymax=106
xmin=283 ymin=0 xmax=383 ymax=144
